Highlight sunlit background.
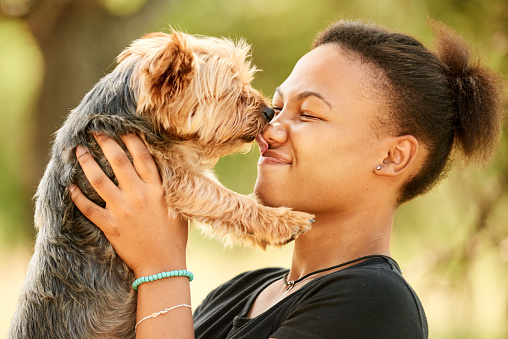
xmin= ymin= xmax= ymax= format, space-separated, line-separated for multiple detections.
xmin=1 ymin=0 xmax=507 ymax=338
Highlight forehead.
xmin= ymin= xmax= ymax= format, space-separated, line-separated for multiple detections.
xmin=276 ymin=44 xmax=374 ymax=104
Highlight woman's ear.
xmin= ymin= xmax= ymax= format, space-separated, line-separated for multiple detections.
xmin=374 ymin=135 xmax=419 ymax=176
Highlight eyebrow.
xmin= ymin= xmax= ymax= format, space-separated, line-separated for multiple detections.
xmin=275 ymin=87 xmax=332 ymax=109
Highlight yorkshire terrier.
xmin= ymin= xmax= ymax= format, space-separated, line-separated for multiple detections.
xmin=8 ymin=31 xmax=313 ymax=338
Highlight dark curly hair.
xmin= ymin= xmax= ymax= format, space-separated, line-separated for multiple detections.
xmin=312 ymin=20 xmax=504 ymax=204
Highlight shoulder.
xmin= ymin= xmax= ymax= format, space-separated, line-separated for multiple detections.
xmin=273 ymin=257 xmax=428 ymax=338
xmin=327 ymin=259 xmax=416 ymax=301
xmin=307 ymin=258 xmax=425 ymax=322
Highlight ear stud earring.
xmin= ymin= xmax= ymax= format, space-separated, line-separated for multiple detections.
xmin=376 ymin=165 xmax=382 ymax=171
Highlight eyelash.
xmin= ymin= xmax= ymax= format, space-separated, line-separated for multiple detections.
xmin=300 ymin=111 xmax=316 ymax=119
xmin=271 ymin=107 xmax=317 ymax=121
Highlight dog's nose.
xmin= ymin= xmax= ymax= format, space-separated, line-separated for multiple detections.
xmin=262 ymin=106 xmax=275 ymax=122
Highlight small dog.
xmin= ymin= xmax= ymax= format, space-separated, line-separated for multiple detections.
xmin=8 ymin=31 xmax=313 ymax=338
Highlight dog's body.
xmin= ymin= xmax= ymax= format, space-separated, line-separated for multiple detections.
xmin=8 ymin=31 xmax=313 ymax=338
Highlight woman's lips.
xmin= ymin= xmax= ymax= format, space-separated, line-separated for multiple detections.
xmin=256 ymin=134 xmax=291 ymax=165
xmin=258 ymin=155 xmax=290 ymax=165
xmin=258 ymin=149 xmax=292 ymax=165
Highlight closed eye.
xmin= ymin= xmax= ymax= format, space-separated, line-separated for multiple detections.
xmin=300 ymin=111 xmax=320 ymax=120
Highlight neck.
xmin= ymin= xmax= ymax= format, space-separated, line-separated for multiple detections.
xmin=288 ymin=207 xmax=394 ymax=281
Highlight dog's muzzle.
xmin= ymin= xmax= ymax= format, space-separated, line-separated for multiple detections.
xmin=262 ymin=106 xmax=275 ymax=122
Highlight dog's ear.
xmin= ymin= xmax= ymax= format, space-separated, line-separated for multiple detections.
xmin=132 ymin=32 xmax=196 ymax=129
xmin=144 ymin=32 xmax=195 ymax=104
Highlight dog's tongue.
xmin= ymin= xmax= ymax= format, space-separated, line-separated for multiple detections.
xmin=256 ymin=134 xmax=269 ymax=154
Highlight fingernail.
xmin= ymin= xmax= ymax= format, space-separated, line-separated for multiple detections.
xmin=69 ymin=184 xmax=76 ymax=193
xmin=309 ymin=219 xmax=316 ymax=223
xmin=76 ymin=145 xmax=88 ymax=157
xmin=93 ymin=133 xmax=106 ymax=142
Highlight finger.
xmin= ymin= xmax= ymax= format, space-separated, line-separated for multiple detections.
xmin=120 ymin=134 xmax=162 ymax=184
xmin=76 ymin=145 xmax=121 ymax=204
xmin=69 ymin=184 xmax=114 ymax=234
xmin=93 ymin=133 xmax=142 ymax=187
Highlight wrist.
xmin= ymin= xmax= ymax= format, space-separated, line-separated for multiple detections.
xmin=135 ymin=269 xmax=193 ymax=337
xmin=133 ymin=248 xmax=187 ymax=278
xmin=133 ymin=269 xmax=193 ymax=290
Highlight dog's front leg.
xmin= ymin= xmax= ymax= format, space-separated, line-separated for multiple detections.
xmin=163 ymin=170 xmax=314 ymax=248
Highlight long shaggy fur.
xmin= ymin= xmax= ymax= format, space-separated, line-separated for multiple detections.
xmin=8 ymin=31 xmax=313 ymax=338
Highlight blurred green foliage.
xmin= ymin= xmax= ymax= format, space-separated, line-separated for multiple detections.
xmin=0 ymin=0 xmax=507 ymax=337
xmin=0 ymin=18 xmax=43 ymax=242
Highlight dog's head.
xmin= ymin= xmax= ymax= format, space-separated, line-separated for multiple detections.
xmin=117 ymin=31 xmax=273 ymax=158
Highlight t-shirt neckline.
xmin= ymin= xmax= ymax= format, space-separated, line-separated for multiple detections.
xmin=239 ymin=256 xmax=398 ymax=320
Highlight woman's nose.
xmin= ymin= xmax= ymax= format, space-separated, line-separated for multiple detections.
xmin=262 ymin=112 xmax=288 ymax=146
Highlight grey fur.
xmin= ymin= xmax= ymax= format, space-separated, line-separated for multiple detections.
xmin=8 ymin=64 xmax=146 ymax=339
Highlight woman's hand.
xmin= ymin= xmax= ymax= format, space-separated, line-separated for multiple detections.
xmin=69 ymin=133 xmax=188 ymax=277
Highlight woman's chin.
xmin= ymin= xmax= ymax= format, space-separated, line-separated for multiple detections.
xmin=254 ymin=190 xmax=294 ymax=211
xmin=254 ymin=184 xmax=282 ymax=208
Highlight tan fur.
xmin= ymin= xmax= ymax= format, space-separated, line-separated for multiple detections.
xmin=121 ymin=31 xmax=314 ymax=248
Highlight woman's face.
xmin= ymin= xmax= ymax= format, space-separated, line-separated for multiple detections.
xmin=254 ymin=43 xmax=390 ymax=216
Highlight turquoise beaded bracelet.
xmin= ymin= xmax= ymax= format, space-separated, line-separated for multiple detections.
xmin=132 ymin=270 xmax=194 ymax=290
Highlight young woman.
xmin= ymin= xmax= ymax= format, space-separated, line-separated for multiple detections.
xmin=70 ymin=20 xmax=503 ymax=338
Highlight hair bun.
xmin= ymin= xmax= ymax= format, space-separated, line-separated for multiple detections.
xmin=431 ymin=20 xmax=504 ymax=164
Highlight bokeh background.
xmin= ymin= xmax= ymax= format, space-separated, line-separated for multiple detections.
xmin=1 ymin=0 xmax=507 ymax=337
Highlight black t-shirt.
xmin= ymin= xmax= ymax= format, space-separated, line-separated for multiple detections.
xmin=193 ymin=256 xmax=428 ymax=338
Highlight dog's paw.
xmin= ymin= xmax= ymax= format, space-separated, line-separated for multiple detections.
xmin=277 ymin=208 xmax=315 ymax=243
xmin=255 ymin=206 xmax=314 ymax=247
